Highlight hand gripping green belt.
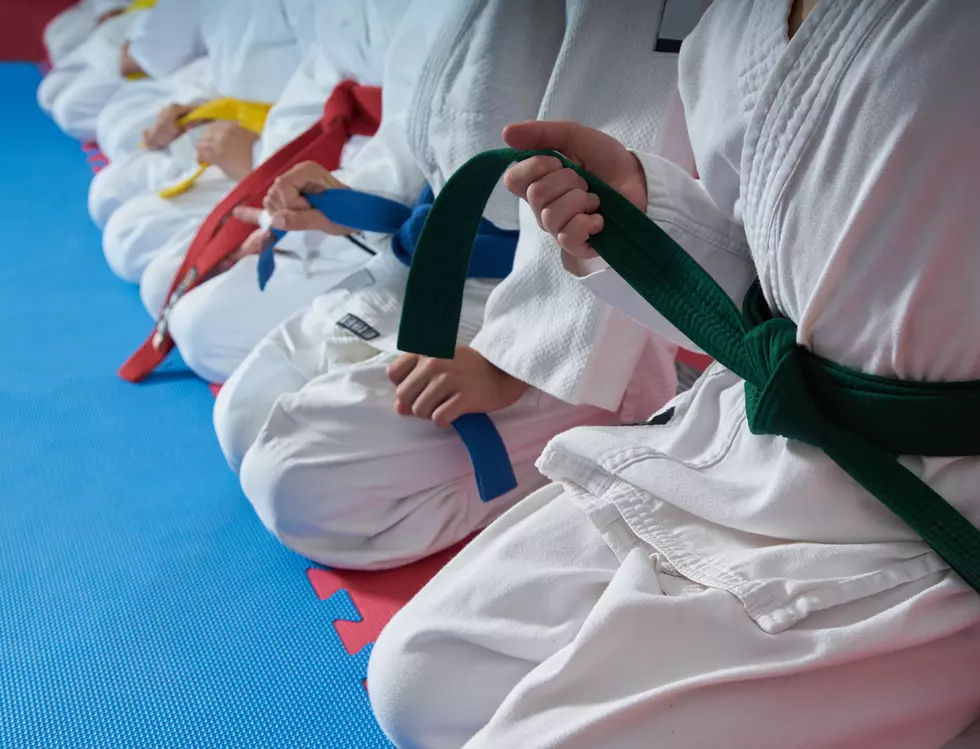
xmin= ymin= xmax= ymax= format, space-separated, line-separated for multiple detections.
xmin=398 ymin=148 xmax=980 ymax=593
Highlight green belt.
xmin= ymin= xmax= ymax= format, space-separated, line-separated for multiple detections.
xmin=398 ymin=147 xmax=980 ymax=594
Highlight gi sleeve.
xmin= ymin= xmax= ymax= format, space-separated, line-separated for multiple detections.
xmin=470 ymin=200 xmax=662 ymax=411
xmin=126 ymin=0 xmax=205 ymax=81
xmin=568 ymin=151 xmax=756 ymax=353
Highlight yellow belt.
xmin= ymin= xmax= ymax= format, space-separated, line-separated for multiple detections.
xmin=124 ymin=0 xmax=157 ymax=13
xmin=158 ymin=98 xmax=273 ymax=199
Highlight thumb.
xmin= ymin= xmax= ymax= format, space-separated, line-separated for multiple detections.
xmin=269 ymin=208 xmax=345 ymax=234
xmin=503 ymin=120 xmax=586 ymax=161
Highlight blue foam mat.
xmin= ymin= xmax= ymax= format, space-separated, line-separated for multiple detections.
xmin=0 ymin=63 xmax=392 ymax=749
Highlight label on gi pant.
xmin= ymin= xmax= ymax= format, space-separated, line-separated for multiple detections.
xmin=337 ymin=313 xmax=381 ymax=341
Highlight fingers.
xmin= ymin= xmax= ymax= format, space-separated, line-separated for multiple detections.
xmin=431 ymin=394 xmax=466 ymax=429
xmin=409 ymin=377 xmax=456 ymax=420
xmin=266 ymin=209 xmax=344 ymax=233
xmin=386 ymin=353 xmax=420 ymax=385
xmin=392 ymin=360 xmax=433 ymax=411
xmin=264 ymin=184 xmax=309 ymax=216
xmin=144 ymin=109 xmax=186 ymax=151
xmin=502 ymin=119 xmax=584 ymax=154
xmin=557 ymin=214 xmax=604 ymax=258
xmin=195 ymin=140 xmax=212 ymax=162
xmin=265 ymin=163 xmax=332 ymax=211
xmin=265 ymin=173 xmax=312 ymax=215
xmin=503 ymin=155 xmax=564 ymax=200
xmin=539 ymin=189 xmax=600 ymax=236
xmin=232 ymin=206 xmax=263 ymax=226
xmin=239 ymin=229 xmax=269 ymax=257
xmin=506 ymin=159 xmax=600 ymax=249
xmin=392 ymin=357 xmax=460 ymax=419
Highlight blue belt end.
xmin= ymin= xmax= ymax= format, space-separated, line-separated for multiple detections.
xmin=451 ymin=412 xmax=518 ymax=502
xmin=256 ymin=229 xmax=285 ymax=291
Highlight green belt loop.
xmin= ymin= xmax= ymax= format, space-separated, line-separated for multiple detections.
xmin=398 ymin=147 xmax=980 ymax=594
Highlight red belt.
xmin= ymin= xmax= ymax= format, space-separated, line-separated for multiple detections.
xmin=119 ymin=80 xmax=383 ymax=382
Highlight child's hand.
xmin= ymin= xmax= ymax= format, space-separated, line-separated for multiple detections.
xmin=259 ymin=162 xmax=354 ymax=235
xmin=387 ymin=346 xmax=529 ymax=428
xmin=503 ymin=120 xmax=647 ymax=259
xmin=142 ymin=103 xmax=195 ymax=151
xmin=118 ymin=41 xmax=144 ymax=77
xmin=194 ymin=122 xmax=257 ymax=181
xmin=212 ymin=227 xmax=269 ymax=273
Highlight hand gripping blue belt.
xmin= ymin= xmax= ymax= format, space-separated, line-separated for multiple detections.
xmin=255 ymin=185 xmax=520 ymax=503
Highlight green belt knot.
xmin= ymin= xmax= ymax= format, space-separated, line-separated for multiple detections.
xmin=743 ymin=317 xmax=828 ymax=447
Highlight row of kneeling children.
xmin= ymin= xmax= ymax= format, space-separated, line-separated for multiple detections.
xmin=38 ymin=0 xmax=980 ymax=747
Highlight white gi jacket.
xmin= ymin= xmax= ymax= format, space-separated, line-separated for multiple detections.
xmin=547 ymin=0 xmax=980 ymax=633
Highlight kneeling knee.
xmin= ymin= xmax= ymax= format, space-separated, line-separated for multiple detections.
xmin=139 ymin=256 xmax=179 ymax=317
xmin=101 ymin=206 xmax=144 ymax=281
xmin=213 ymin=376 xmax=269 ymax=474
xmin=37 ymin=73 xmax=68 ymax=114
xmin=238 ymin=437 xmax=317 ymax=551
xmin=238 ymin=433 xmax=378 ymax=567
xmin=51 ymin=90 xmax=94 ymax=142
xmin=368 ymin=603 xmax=462 ymax=749
xmin=166 ymin=294 xmax=229 ymax=384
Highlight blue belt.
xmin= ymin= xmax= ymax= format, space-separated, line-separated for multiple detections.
xmin=255 ymin=185 xmax=520 ymax=503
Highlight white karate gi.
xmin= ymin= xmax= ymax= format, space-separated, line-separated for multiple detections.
xmin=468 ymin=0 xmax=695 ymax=424
xmin=89 ymin=0 xmax=310 ymax=236
xmin=43 ymin=1 xmax=94 ymax=66
xmin=133 ymin=0 xmax=407 ymax=383
xmin=37 ymin=4 xmax=146 ymax=141
xmin=211 ymin=0 xmax=680 ymax=573
xmin=94 ymin=57 xmax=212 ymax=165
xmin=367 ymin=2 xmax=980 ymax=748
xmin=92 ymin=0 xmax=208 ymax=163
xmin=43 ymin=0 xmax=127 ymax=67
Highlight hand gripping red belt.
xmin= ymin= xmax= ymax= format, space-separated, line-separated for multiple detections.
xmin=119 ymin=80 xmax=383 ymax=382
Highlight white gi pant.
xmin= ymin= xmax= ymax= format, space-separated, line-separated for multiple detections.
xmin=90 ymin=123 xmax=206 ymax=230
xmin=99 ymin=164 xmax=230 ymax=281
xmin=49 ymin=68 xmax=127 ymax=143
xmin=95 ymin=78 xmax=174 ymax=163
xmin=213 ymin=253 xmax=621 ymax=571
xmin=37 ymin=12 xmax=133 ymax=142
xmin=369 ymin=484 xmax=980 ymax=749
xmin=139 ymin=236 xmax=371 ymax=383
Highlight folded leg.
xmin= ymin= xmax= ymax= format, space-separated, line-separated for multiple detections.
xmin=89 ymin=128 xmax=202 ymax=229
xmin=369 ymin=487 xmax=980 ymax=749
xmin=50 ymin=66 xmax=123 ymax=142
xmin=214 ymin=301 xmax=615 ymax=569
xmin=100 ymin=171 xmax=231 ymax=281
xmin=43 ymin=2 xmax=97 ymax=66
xmin=144 ymin=242 xmax=369 ymax=383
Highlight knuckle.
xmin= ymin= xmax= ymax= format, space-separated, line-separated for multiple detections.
xmin=525 ymin=181 xmax=546 ymax=207
xmin=540 ymin=206 xmax=562 ymax=232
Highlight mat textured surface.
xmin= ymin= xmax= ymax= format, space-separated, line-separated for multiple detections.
xmin=0 ymin=62 xmax=402 ymax=749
